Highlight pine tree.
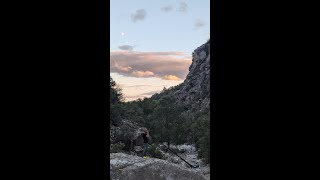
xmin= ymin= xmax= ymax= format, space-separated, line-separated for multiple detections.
xmin=149 ymin=95 xmax=185 ymax=147
xmin=110 ymin=76 xmax=124 ymax=125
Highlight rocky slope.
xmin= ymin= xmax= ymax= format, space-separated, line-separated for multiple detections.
xmin=110 ymin=153 xmax=207 ymax=180
xmin=159 ymin=143 xmax=210 ymax=179
xmin=110 ymin=119 xmax=146 ymax=154
xmin=110 ymin=123 xmax=210 ymax=179
xmin=174 ymin=39 xmax=210 ymax=113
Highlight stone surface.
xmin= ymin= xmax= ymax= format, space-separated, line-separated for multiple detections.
xmin=159 ymin=143 xmax=210 ymax=179
xmin=110 ymin=153 xmax=207 ymax=180
xmin=174 ymin=40 xmax=210 ymax=113
xmin=110 ymin=121 xmax=152 ymax=155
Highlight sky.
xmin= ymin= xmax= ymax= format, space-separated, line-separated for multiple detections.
xmin=110 ymin=0 xmax=210 ymax=101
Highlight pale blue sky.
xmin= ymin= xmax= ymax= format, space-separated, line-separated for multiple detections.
xmin=110 ymin=0 xmax=210 ymax=54
xmin=110 ymin=0 xmax=210 ymax=101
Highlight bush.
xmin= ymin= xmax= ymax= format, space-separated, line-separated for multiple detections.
xmin=154 ymin=150 xmax=163 ymax=159
xmin=110 ymin=142 xmax=125 ymax=153
xmin=110 ymin=103 xmax=124 ymax=126
xmin=198 ymin=130 xmax=210 ymax=164
xmin=147 ymin=144 xmax=163 ymax=159
xmin=194 ymin=112 xmax=210 ymax=164
xmin=117 ymin=127 xmax=134 ymax=151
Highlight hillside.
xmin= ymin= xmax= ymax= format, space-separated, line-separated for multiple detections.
xmin=109 ymin=40 xmax=211 ymax=179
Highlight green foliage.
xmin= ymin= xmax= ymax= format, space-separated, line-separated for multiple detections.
xmin=118 ymin=127 xmax=135 ymax=151
xmin=110 ymin=103 xmax=124 ymax=126
xmin=108 ymin=77 xmax=211 ymax=165
xmin=121 ymin=102 xmax=145 ymax=125
xmin=192 ymin=112 xmax=210 ymax=164
xmin=110 ymin=76 xmax=124 ymax=104
xmin=147 ymin=144 xmax=163 ymax=159
xmin=198 ymin=130 xmax=210 ymax=164
xmin=110 ymin=142 xmax=125 ymax=153
xmin=147 ymin=95 xmax=187 ymax=146
xmin=109 ymin=76 xmax=125 ymax=125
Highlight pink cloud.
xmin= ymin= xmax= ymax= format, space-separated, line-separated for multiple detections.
xmin=132 ymin=70 xmax=155 ymax=77
xmin=118 ymin=66 xmax=132 ymax=72
xmin=110 ymin=50 xmax=191 ymax=80
xmin=162 ymin=75 xmax=182 ymax=81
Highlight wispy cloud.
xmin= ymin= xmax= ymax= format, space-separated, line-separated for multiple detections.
xmin=124 ymin=95 xmax=146 ymax=100
xmin=132 ymin=70 xmax=155 ymax=77
xmin=110 ymin=51 xmax=191 ymax=81
xmin=131 ymin=9 xmax=147 ymax=22
xmin=179 ymin=2 xmax=188 ymax=12
xmin=194 ymin=19 xmax=205 ymax=29
xmin=163 ymin=75 xmax=182 ymax=81
xmin=125 ymin=90 xmax=162 ymax=101
xmin=140 ymin=90 xmax=161 ymax=96
xmin=161 ymin=5 xmax=173 ymax=12
xmin=118 ymin=45 xmax=136 ymax=51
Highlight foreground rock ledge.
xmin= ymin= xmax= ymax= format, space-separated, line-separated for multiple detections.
xmin=110 ymin=153 xmax=207 ymax=180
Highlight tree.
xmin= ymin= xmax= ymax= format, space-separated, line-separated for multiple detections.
xmin=191 ymin=111 xmax=210 ymax=164
xmin=110 ymin=76 xmax=123 ymax=104
xmin=149 ymin=95 xmax=185 ymax=148
xmin=110 ymin=76 xmax=124 ymax=125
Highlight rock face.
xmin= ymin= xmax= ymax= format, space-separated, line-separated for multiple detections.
xmin=110 ymin=119 xmax=139 ymax=145
xmin=174 ymin=40 xmax=210 ymax=113
xmin=110 ymin=153 xmax=207 ymax=180
xmin=158 ymin=143 xmax=210 ymax=179
xmin=110 ymin=120 xmax=151 ymax=156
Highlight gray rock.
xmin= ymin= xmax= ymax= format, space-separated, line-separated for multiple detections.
xmin=174 ymin=40 xmax=210 ymax=113
xmin=199 ymin=51 xmax=207 ymax=60
xmin=132 ymin=128 xmax=145 ymax=146
xmin=110 ymin=122 xmax=152 ymax=155
xmin=157 ymin=144 xmax=210 ymax=179
xmin=110 ymin=153 xmax=207 ymax=180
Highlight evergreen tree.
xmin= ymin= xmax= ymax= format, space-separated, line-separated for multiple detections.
xmin=149 ymin=95 xmax=185 ymax=148
xmin=110 ymin=76 xmax=123 ymax=104
xmin=110 ymin=76 xmax=124 ymax=125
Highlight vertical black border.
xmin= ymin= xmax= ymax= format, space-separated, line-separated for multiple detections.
xmin=4 ymin=1 xmax=111 ymax=179
xmin=211 ymin=0 xmax=318 ymax=179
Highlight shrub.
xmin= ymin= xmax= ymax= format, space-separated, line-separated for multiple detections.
xmin=147 ymin=144 xmax=163 ymax=159
xmin=110 ymin=142 xmax=125 ymax=153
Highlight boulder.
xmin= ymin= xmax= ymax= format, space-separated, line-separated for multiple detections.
xmin=111 ymin=120 xmax=153 ymax=154
xmin=110 ymin=153 xmax=206 ymax=180
xmin=132 ymin=128 xmax=145 ymax=146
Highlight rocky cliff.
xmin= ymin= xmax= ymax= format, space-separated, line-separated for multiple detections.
xmin=174 ymin=39 xmax=210 ymax=113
